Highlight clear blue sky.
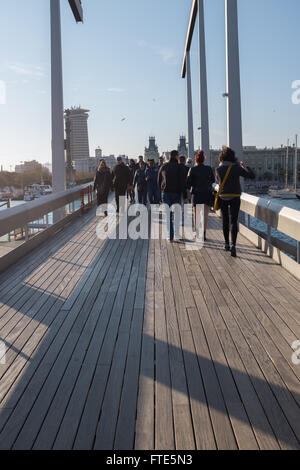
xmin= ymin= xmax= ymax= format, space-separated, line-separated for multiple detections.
xmin=0 ymin=0 xmax=300 ymax=170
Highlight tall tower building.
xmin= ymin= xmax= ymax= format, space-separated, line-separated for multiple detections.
xmin=178 ymin=136 xmax=188 ymax=157
xmin=145 ymin=136 xmax=159 ymax=163
xmin=64 ymin=107 xmax=90 ymax=162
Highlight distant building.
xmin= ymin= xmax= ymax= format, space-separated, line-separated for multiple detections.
xmin=95 ymin=147 xmax=102 ymax=159
xmin=64 ymin=107 xmax=90 ymax=162
xmin=15 ymin=160 xmax=41 ymax=174
xmin=73 ymin=157 xmax=99 ymax=174
xmin=210 ymin=146 xmax=300 ymax=182
xmin=43 ymin=163 xmax=52 ymax=173
xmin=145 ymin=137 xmax=159 ymax=163
xmin=177 ymin=136 xmax=188 ymax=158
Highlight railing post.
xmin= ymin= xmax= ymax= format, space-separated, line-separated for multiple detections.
xmin=267 ymin=224 xmax=271 ymax=255
xmin=81 ymin=190 xmax=85 ymax=212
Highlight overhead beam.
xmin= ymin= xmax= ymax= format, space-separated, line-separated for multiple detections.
xmin=68 ymin=0 xmax=84 ymax=22
xmin=181 ymin=0 xmax=198 ymax=78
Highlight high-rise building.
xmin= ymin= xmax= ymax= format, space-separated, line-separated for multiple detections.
xmin=64 ymin=107 xmax=90 ymax=162
xmin=145 ymin=137 xmax=160 ymax=163
xmin=178 ymin=136 xmax=188 ymax=157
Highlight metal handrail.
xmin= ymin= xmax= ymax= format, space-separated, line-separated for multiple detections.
xmin=0 ymin=183 xmax=94 ymax=238
xmin=240 ymin=193 xmax=300 ymax=263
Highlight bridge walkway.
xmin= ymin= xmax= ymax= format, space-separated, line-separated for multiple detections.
xmin=0 ymin=208 xmax=299 ymax=450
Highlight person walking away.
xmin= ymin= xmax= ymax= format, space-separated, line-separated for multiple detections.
xmin=216 ymin=147 xmax=255 ymax=257
xmin=128 ymin=159 xmax=136 ymax=204
xmin=158 ymin=150 xmax=188 ymax=241
xmin=94 ymin=160 xmax=113 ymax=217
xmin=112 ymin=156 xmax=131 ymax=214
xmin=187 ymin=150 xmax=215 ymax=241
xmin=145 ymin=159 xmax=159 ymax=204
xmin=133 ymin=161 xmax=148 ymax=205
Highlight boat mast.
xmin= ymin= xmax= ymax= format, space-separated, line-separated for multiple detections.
xmin=285 ymin=139 xmax=289 ymax=189
xmin=295 ymin=135 xmax=298 ymax=192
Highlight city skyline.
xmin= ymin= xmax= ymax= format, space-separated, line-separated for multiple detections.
xmin=1 ymin=0 xmax=300 ymax=170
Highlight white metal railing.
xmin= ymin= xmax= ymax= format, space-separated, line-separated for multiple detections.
xmin=240 ymin=193 xmax=300 ymax=264
xmin=0 ymin=182 xmax=94 ymax=240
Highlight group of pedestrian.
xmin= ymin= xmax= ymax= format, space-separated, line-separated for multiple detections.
xmin=93 ymin=146 xmax=255 ymax=257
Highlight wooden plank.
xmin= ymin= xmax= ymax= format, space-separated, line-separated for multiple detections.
xmin=203 ymin=217 xmax=300 ymax=449
xmin=0 ymin=221 xmax=102 ymax=405
xmin=154 ymin=239 xmax=175 ymax=450
xmin=114 ymin=239 xmax=149 ymax=450
xmin=163 ymin=241 xmax=195 ymax=450
xmin=135 ymin=240 xmax=155 ymax=450
xmin=73 ymin=238 xmax=144 ymax=450
xmin=188 ymin=247 xmax=280 ymax=450
xmin=0 ymin=236 xmax=123 ymax=449
xmin=14 ymin=238 xmax=130 ymax=450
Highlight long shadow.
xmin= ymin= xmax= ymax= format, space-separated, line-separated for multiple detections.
xmin=139 ymin=334 xmax=300 ymax=450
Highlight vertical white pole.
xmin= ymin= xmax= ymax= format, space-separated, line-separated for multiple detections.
xmin=51 ymin=0 xmax=66 ymax=194
xmin=198 ymin=0 xmax=210 ymax=165
xmin=186 ymin=50 xmax=195 ymax=163
xmin=286 ymin=139 xmax=289 ymax=189
xmin=225 ymin=0 xmax=243 ymax=162
xmin=295 ymin=134 xmax=298 ymax=192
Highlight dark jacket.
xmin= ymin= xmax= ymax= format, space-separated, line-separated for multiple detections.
xmin=94 ymin=167 xmax=112 ymax=194
xmin=128 ymin=164 xmax=136 ymax=185
xmin=158 ymin=159 xmax=187 ymax=198
xmin=187 ymin=164 xmax=215 ymax=194
xmin=179 ymin=163 xmax=189 ymax=180
xmin=112 ymin=163 xmax=131 ymax=192
xmin=216 ymin=163 xmax=255 ymax=196
xmin=133 ymin=167 xmax=147 ymax=191
xmin=145 ymin=166 xmax=159 ymax=190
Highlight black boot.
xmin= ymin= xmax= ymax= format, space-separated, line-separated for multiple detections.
xmin=231 ymin=245 xmax=237 ymax=257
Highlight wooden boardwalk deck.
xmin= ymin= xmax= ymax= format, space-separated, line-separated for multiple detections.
xmin=0 ymin=207 xmax=299 ymax=450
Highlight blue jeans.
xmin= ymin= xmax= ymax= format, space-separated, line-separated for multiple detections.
xmin=147 ymin=186 xmax=160 ymax=205
xmin=162 ymin=192 xmax=180 ymax=240
xmin=138 ymin=187 xmax=148 ymax=206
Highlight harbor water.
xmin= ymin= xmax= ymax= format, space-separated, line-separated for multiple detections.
xmin=243 ymin=195 xmax=300 ymax=254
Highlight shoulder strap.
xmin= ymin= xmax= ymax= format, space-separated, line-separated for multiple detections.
xmin=217 ymin=166 xmax=232 ymax=195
